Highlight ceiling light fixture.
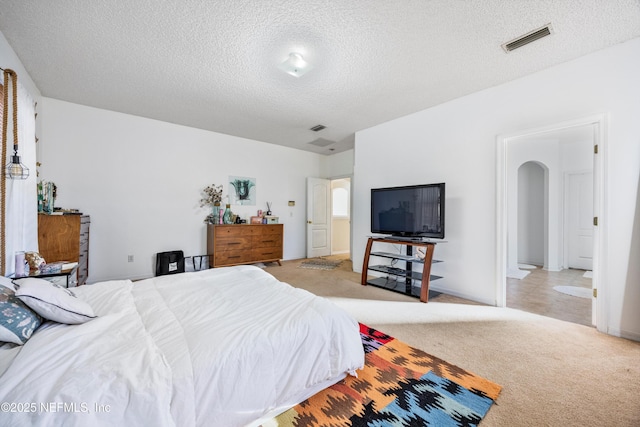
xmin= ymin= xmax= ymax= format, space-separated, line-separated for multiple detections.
xmin=279 ymin=53 xmax=313 ymax=78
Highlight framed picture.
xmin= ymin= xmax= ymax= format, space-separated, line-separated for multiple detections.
xmin=229 ymin=176 xmax=256 ymax=205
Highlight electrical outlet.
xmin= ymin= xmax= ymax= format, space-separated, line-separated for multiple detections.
xmin=127 ymin=255 xmax=134 ymax=263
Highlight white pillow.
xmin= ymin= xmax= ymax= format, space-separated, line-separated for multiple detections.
xmin=0 ymin=276 xmax=16 ymax=291
xmin=14 ymin=278 xmax=97 ymax=325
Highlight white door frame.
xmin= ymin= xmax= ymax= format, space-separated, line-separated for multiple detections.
xmin=496 ymin=114 xmax=608 ymax=331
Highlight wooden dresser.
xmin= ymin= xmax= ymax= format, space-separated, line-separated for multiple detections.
xmin=207 ymin=224 xmax=283 ymax=267
xmin=37 ymin=214 xmax=90 ymax=286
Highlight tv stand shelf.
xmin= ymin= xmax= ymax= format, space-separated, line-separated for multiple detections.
xmin=361 ymin=237 xmax=442 ymax=302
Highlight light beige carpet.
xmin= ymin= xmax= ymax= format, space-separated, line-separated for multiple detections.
xmin=265 ymin=256 xmax=640 ymax=427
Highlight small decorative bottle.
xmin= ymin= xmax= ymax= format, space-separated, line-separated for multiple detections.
xmin=223 ymin=204 xmax=233 ymax=224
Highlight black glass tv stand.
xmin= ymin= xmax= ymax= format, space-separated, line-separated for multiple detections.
xmin=361 ymin=236 xmax=443 ymax=302
xmin=380 ymin=235 xmax=422 ymax=242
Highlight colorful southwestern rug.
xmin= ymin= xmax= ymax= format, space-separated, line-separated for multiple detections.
xmin=268 ymin=323 xmax=502 ymax=426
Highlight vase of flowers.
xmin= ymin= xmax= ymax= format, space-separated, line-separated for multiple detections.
xmin=200 ymin=184 xmax=224 ymax=224
xmin=211 ymin=203 xmax=220 ymax=224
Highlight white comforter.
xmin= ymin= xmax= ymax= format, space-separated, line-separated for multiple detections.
xmin=0 ymin=266 xmax=364 ymax=427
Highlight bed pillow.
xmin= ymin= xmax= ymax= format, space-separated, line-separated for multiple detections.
xmin=14 ymin=278 xmax=97 ymax=325
xmin=0 ymin=284 xmax=43 ymax=345
xmin=0 ymin=276 xmax=16 ymax=291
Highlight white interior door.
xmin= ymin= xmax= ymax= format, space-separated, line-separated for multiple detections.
xmin=567 ymin=171 xmax=594 ymax=270
xmin=306 ymin=177 xmax=331 ymax=258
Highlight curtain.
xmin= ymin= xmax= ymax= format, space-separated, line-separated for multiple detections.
xmin=3 ymin=82 xmax=37 ymax=276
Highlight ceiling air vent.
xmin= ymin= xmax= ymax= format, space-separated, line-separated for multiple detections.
xmin=310 ymin=124 xmax=326 ymax=132
xmin=308 ymin=138 xmax=334 ymax=147
xmin=502 ymin=24 xmax=553 ymax=52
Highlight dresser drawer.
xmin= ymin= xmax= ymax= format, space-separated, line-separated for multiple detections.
xmin=215 ymin=225 xmax=253 ymax=237
xmin=78 ymin=268 xmax=88 ymax=287
xmin=214 ymin=236 xmax=252 ymax=250
xmin=252 ymin=225 xmax=281 ymax=236
xmin=252 ymin=247 xmax=282 ymax=260
xmin=253 ymin=235 xmax=281 ymax=248
xmin=78 ymin=250 xmax=88 ymax=265
xmin=79 ymin=239 xmax=89 ymax=255
xmin=80 ymin=230 xmax=90 ymax=245
xmin=215 ymin=251 xmax=254 ymax=266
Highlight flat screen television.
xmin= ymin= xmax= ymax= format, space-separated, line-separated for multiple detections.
xmin=371 ymin=183 xmax=445 ymax=239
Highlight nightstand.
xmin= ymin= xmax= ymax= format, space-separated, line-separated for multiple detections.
xmin=13 ymin=265 xmax=79 ymax=288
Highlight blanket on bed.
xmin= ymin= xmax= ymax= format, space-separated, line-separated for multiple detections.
xmin=0 ymin=266 xmax=365 ymax=427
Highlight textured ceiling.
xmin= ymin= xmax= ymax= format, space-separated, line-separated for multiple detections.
xmin=1 ymin=0 xmax=639 ymax=154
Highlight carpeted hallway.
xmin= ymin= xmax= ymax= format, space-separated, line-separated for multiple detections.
xmin=264 ymin=256 xmax=640 ymax=427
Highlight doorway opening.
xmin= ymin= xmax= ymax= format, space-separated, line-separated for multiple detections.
xmin=306 ymin=176 xmax=352 ymax=260
xmin=497 ymin=115 xmax=606 ymax=331
xmin=331 ymin=178 xmax=351 ymax=258
xmin=509 ymin=158 xmax=593 ymax=326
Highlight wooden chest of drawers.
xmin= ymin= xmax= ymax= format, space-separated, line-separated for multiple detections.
xmin=37 ymin=214 xmax=90 ymax=286
xmin=207 ymin=224 xmax=283 ymax=267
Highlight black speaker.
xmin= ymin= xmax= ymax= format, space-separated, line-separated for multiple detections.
xmin=155 ymin=250 xmax=185 ymax=276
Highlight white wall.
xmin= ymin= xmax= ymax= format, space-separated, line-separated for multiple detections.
xmin=39 ymin=98 xmax=327 ymax=282
xmin=353 ymin=37 xmax=640 ymax=340
xmin=517 ymin=162 xmax=545 ymax=266
xmin=321 ymin=149 xmax=354 ymax=178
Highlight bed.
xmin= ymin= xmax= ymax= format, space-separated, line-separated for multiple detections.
xmin=0 ymin=265 xmax=365 ymax=426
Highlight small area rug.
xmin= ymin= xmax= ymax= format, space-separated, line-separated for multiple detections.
xmin=553 ymin=285 xmax=592 ymax=299
xmin=298 ymin=258 xmax=343 ymax=270
xmin=506 ymin=268 xmax=530 ymax=280
xmin=269 ymin=324 xmax=502 ymax=426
